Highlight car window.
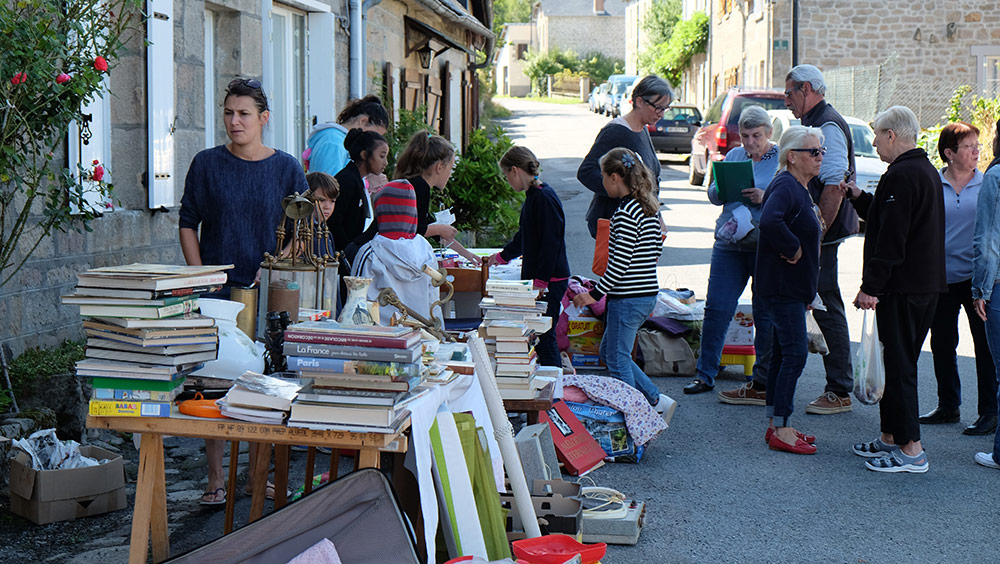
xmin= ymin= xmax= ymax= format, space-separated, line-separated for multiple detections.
xmin=663 ymin=107 xmax=700 ymax=121
xmin=727 ymin=96 xmax=786 ymax=127
xmin=704 ymin=94 xmax=726 ymax=124
xmin=850 ymin=124 xmax=879 ymax=158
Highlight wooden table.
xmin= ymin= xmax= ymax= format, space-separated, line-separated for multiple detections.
xmin=86 ymin=415 xmax=408 ymax=564
xmin=502 ymin=382 xmax=555 ymax=425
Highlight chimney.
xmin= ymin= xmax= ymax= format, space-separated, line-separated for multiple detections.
xmin=594 ymin=0 xmax=605 ymax=14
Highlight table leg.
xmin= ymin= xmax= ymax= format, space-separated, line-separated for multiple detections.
xmin=304 ymin=448 xmax=316 ymax=494
xmin=224 ymin=441 xmax=239 ymax=535
xmin=274 ymin=445 xmax=289 ymax=509
xmin=149 ymin=437 xmax=169 ymax=563
xmin=129 ymin=433 xmax=166 ymax=564
xmin=329 ymin=449 xmax=340 ymax=481
xmin=357 ymin=448 xmax=379 ymax=469
xmin=527 ymin=410 xmax=539 ymax=426
xmin=248 ymin=442 xmax=271 ymax=522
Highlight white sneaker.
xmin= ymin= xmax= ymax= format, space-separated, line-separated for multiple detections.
xmin=654 ymin=393 xmax=677 ymax=426
xmin=974 ymin=452 xmax=1000 ymax=469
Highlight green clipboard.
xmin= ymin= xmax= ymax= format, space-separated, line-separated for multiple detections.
xmin=712 ymin=160 xmax=755 ymax=206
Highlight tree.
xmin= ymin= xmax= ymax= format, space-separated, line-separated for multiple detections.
xmin=640 ymin=11 xmax=709 ymax=87
xmin=0 ymin=0 xmax=143 ymax=287
xmin=492 ymin=0 xmax=534 ymax=38
xmin=642 ymin=0 xmax=682 ymax=46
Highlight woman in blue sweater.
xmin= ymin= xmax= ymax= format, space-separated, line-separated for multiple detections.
xmin=756 ymin=125 xmax=824 ymax=455
xmin=573 ymin=148 xmax=673 ymax=418
xmin=684 ymin=105 xmax=779 ymax=396
xmin=490 ymin=146 xmax=571 ymax=367
xmin=179 ymin=79 xmax=306 ymax=505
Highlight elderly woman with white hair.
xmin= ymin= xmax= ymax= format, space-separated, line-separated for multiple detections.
xmin=685 ymin=105 xmax=779 ymax=395
xmin=754 ymin=125 xmax=824 ymax=455
xmin=843 ymin=105 xmax=947 ymax=473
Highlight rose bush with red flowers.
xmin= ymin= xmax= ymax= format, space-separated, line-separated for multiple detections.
xmin=0 ymin=0 xmax=142 ymax=288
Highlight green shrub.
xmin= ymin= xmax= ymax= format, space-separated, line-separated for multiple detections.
xmin=2 ymin=340 xmax=85 ymax=413
xmin=917 ymin=85 xmax=1000 ymax=170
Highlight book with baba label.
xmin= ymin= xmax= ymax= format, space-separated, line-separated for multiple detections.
xmin=540 ymin=400 xmax=606 ymax=476
xmin=89 ymin=399 xmax=173 ymax=418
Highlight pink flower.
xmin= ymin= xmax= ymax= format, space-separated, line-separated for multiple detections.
xmin=92 ymin=164 xmax=105 ymax=182
xmin=93 ymin=56 xmax=108 ymax=72
xmin=10 ymin=72 xmax=26 ymax=85
xmin=56 ymin=73 xmax=71 ymax=84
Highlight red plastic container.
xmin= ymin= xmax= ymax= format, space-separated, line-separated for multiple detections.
xmin=511 ymin=534 xmax=607 ymax=564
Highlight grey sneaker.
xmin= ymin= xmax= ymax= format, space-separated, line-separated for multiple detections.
xmin=805 ymin=391 xmax=852 ymax=414
xmin=852 ymin=437 xmax=895 ymax=458
xmin=974 ymin=452 xmax=1000 ymax=469
xmin=865 ymin=450 xmax=929 ymax=473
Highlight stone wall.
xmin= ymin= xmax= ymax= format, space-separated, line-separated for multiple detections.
xmin=548 ymin=15 xmax=626 ymax=59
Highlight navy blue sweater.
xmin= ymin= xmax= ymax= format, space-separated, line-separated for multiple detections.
xmin=755 ymin=171 xmax=822 ymax=303
xmin=179 ymin=145 xmax=306 ymax=287
xmin=499 ymin=182 xmax=570 ymax=281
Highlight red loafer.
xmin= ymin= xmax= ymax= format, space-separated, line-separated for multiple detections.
xmin=768 ymin=432 xmax=818 ymax=454
xmin=765 ymin=427 xmax=816 ymax=445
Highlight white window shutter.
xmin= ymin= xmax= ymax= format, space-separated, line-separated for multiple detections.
xmin=147 ymin=0 xmax=175 ymax=209
xmin=68 ymin=78 xmax=112 ymax=214
xmin=307 ymin=11 xmax=335 ymax=127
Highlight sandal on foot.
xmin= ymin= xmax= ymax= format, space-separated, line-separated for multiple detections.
xmin=852 ymin=438 xmax=894 ymax=458
xmin=200 ymin=487 xmax=226 ymax=506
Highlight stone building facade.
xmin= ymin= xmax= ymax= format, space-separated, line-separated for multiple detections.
xmin=0 ymin=0 xmax=491 ymax=356
xmin=533 ymin=0 xmax=627 ymax=60
xmin=496 ymin=23 xmax=533 ymax=97
xmin=705 ymin=0 xmax=1000 ymax=124
xmin=624 ymin=0 xmax=653 ymax=75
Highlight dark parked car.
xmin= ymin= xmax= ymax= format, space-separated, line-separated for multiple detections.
xmin=688 ymin=87 xmax=786 ymax=185
xmin=649 ymin=104 xmax=702 ymax=155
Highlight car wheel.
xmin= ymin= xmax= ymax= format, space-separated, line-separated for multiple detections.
xmin=688 ymin=157 xmax=704 ymax=186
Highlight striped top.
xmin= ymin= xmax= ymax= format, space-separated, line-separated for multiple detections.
xmin=590 ymin=196 xmax=662 ymax=299
xmin=373 ymin=179 xmax=418 ymax=239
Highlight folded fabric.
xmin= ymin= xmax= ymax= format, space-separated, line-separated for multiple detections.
xmin=561 ymin=374 xmax=667 ymax=446
xmin=641 ymin=316 xmax=691 ymax=337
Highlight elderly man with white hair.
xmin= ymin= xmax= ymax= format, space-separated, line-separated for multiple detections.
xmin=843 ymin=105 xmax=947 ymax=473
xmin=783 ymin=64 xmax=860 ymax=416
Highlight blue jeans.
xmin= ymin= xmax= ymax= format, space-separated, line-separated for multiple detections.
xmin=696 ymin=247 xmax=769 ymax=386
xmin=600 ymin=294 xmax=659 ymax=405
xmin=982 ymin=283 xmax=1000 ymax=463
xmin=757 ymin=296 xmax=808 ymax=427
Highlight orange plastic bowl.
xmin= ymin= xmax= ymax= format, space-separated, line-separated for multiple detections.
xmin=511 ymin=534 xmax=607 ymax=564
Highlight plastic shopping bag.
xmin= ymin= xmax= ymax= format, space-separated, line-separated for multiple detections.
xmin=806 ymin=310 xmax=828 ymax=355
xmin=852 ymin=310 xmax=885 ymax=405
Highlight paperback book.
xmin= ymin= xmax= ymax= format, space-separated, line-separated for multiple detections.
xmin=76 ymin=263 xmax=231 ymax=291
xmin=85 ymin=347 xmax=217 ymax=367
xmin=90 ymin=313 xmax=217 ymax=329
xmin=287 ymin=356 xmax=422 ymax=378
xmin=92 ymin=386 xmax=182 ymax=402
xmin=287 ymin=409 xmax=410 ymax=434
xmin=73 ymin=284 xmax=223 ymax=300
xmin=283 ymin=342 xmax=421 ymax=363
xmin=77 ymin=298 xmax=199 ymax=319
xmin=283 ymin=329 xmax=421 ymax=349
xmin=89 ymin=399 xmax=173 ymax=418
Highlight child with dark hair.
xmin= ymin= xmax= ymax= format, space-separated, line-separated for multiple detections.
xmin=490 ymin=146 xmax=570 ymax=368
xmin=573 ymin=147 xmax=674 ymax=419
xmin=305 ymin=171 xmax=340 ymax=221
xmin=304 ymin=94 xmax=389 ymax=174
xmin=329 ymin=128 xmax=388 ymax=252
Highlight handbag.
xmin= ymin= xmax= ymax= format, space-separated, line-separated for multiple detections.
xmin=592 ymin=218 xmax=611 ymax=276
xmin=852 ymin=310 xmax=885 ymax=405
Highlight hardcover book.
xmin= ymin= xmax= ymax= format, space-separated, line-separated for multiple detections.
xmin=307 ymin=373 xmax=424 ymax=392
xmin=84 ymin=327 xmax=219 ymax=348
xmin=286 ymin=320 xmax=414 ymax=336
xmin=539 ymin=400 xmax=606 ymax=476
xmin=88 ymin=375 xmax=186 ymax=391
xmin=73 ymin=284 xmax=223 ymax=300
xmin=84 ymin=347 xmax=217 ymax=367
xmin=85 ymin=337 xmax=216 ymax=356
xmin=89 ymin=399 xmax=173 ymax=418
xmin=89 ymin=313 xmax=216 ymax=329
xmin=76 ymin=359 xmax=201 ymax=379
xmin=283 ymin=342 xmax=421 ymax=363
xmin=77 ymin=298 xmax=199 ymax=319
xmin=287 ymin=356 xmax=422 ymax=378
xmin=76 ymin=263 xmax=230 ymax=291
xmin=92 ymin=387 xmax=182 ymax=402
xmin=295 ymin=386 xmax=407 ymax=407
xmin=290 ymin=401 xmax=397 ymax=426
xmin=62 ymin=294 xmax=198 ymax=307
xmin=287 ymin=409 xmax=410 ymax=434
xmin=283 ymin=329 xmax=420 ymax=349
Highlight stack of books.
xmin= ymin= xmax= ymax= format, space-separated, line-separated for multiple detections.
xmin=282 ymin=321 xmax=425 ymax=432
xmin=479 ymin=280 xmax=553 ymax=400
xmin=218 ymin=372 xmax=300 ymax=424
xmin=63 ymin=264 xmax=229 ymax=417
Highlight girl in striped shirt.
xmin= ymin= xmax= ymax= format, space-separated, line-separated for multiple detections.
xmin=573 ymin=148 xmax=673 ymax=415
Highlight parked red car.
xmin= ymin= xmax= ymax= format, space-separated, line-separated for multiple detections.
xmin=688 ymin=88 xmax=786 ymax=185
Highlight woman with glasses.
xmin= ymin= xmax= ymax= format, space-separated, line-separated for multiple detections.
xmin=921 ymin=122 xmax=997 ymax=436
xmin=684 ymin=105 xmax=778 ymax=396
xmin=577 ymin=75 xmax=672 ymax=239
xmin=755 ymin=125 xmax=824 ymax=455
xmin=179 ymin=78 xmax=307 ymax=505
xmin=844 ymin=106 xmax=946 ymax=473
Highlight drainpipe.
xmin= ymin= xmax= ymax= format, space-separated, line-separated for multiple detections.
xmin=349 ymin=0 xmax=362 ymax=98
xmin=791 ymin=0 xmax=799 ymax=67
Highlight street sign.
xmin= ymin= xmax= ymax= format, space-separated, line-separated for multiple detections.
xmin=773 ymin=40 xmax=789 ymax=50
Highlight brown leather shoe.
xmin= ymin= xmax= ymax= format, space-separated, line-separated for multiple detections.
xmin=805 ymin=391 xmax=852 ymax=414
xmin=718 ymin=382 xmax=766 ymax=406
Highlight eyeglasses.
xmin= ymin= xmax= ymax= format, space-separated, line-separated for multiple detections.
xmin=643 ymin=97 xmax=671 ymax=113
xmin=228 ymin=78 xmax=262 ymax=90
xmin=958 ymin=142 xmax=983 ymax=152
xmin=790 ymin=147 xmax=827 ymax=157
xmin=783 ymin=84 xmax=802 ymax=98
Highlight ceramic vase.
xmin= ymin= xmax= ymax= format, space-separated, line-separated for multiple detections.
xmin=190 ymin=298 xmax=264 ymax=379
xmin=338 ymin=276 xmax=378 ymax=325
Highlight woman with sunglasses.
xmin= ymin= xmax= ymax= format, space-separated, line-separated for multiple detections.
xmin=754 ymin=125 xmax=825 ymax=455
xmin=179 ymin=78 xmax=307 ymax=505
xmin=578 ymin=75 xmax=672 ymax=240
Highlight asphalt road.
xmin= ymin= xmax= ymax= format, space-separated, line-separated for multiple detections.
xmin=495 ymin=98 xmax=1000 ymax=563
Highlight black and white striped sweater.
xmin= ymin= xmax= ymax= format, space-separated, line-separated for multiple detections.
xmin=590 ymin=196 xmax=662 ymax=299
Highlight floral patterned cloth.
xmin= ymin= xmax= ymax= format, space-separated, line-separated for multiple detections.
xmin=562 ymin=373 xmax=667 ymax=446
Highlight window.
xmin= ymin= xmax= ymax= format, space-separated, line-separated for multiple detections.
xmin=270 ymin=4 xmax=308 ymax=160
xmin=972 ymin=46 xmax=1000 ymax=98
xmin=516 ymin=44 xmax=528 ymax=60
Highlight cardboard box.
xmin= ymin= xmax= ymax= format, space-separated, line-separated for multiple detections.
xmin=501 ymin=493 xmax=582 ymax=537
xmin=8 ymin=445 xmax=127 ymax=525
xmin=724 ymin=299 xmax=754 ymax=346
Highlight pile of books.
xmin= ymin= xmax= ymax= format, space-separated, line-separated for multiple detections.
xmin=218 ymin=372 xmax=300 ymax=424
xmin=64 ymin=264 xmax=229 ymax=417
xmin=282 ymin=321 xmax=425 ymax=433
xmin=479 ymin=280 xmax=552 ymax=400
